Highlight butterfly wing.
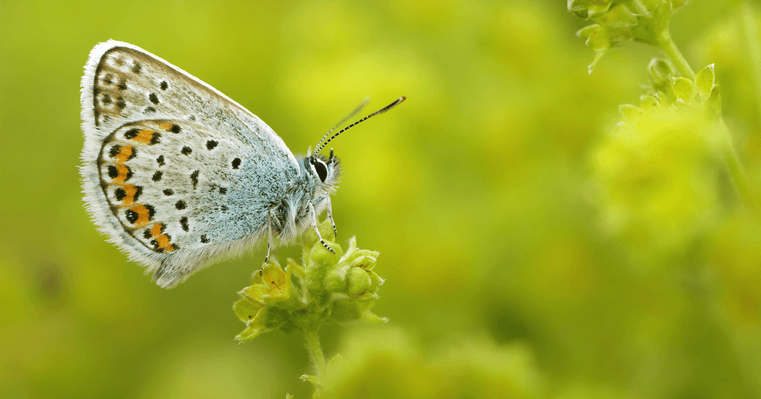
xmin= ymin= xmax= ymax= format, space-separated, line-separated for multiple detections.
xmin=80 ymin=40 xmax=300 ymax=287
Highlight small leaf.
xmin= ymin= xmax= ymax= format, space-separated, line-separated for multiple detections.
xmin=695 ymin=64 xmax=715 ymax=101
xmin=707 ymin=86 xmax=722 ymax=120
xmin=588 ymin=50 xmax=606 ymax=74
xmin=671 ymin=77 xmax=694 ymax=102
xmin=596 ymin=4 xmax=637 ymax=28
xmin=576 ymin=24 xmax=600 ymax=40
xmin=361 ymin=311 xmax=389 ymax=325
xmin=233 ymin=297 xmax=262 ymax=323
xmin=586 ymin=27 xmax=611 ymax=51
xmin=618 ymin=104 xmax=640 ymax=121
xmin=640 ymin=94 xmax=660 ymax=110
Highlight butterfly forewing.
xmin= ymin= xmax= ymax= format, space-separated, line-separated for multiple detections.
xmin=81 ymin=41 xmax=301 ymax=287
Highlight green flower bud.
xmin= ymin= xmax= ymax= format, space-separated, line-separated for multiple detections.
xmin=648 ymin=58 xmax=674 ymax=86
xmin=235 ymin=307 xmax=270 ymax=342
xmin=233 ymin=296 xmax=263 ymax=323
xmin=347 ymin=267 xmax=372 ymax=297
xmin=330 ymin=297 xmax=362 ymax=322
xmin=568 ymin=0 xmax=616 ymax=18
xmin=629 ymin=1 xmax=672 ymax=45
xmin=241 ymin=262 xmax=291 ymax=305
xmin=323 ymin=265 xmax=349 ymax=293
xmin=596 ymin=4 xmax=637 ymax=28
xmin=671 ymin=77 xmax=695 ymax=102
xmin=234 ymin=229 xmax=386 ymax=346
xmin=695 ymin=64 xmax=715 ymax=102
xmin=348 ymin=253 xmax=379 ymax=270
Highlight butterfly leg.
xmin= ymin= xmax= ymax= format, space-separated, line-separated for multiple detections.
xmin=326 ymin=197 xmax=337 ymax=239
xmin=264 ymin=225 xmax=272 ymax=264
xmin=309 ymin=201 xmax=335 ymax=254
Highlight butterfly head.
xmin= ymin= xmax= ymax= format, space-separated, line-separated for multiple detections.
xmin=305 ymin=148 xmax=341 ymax=191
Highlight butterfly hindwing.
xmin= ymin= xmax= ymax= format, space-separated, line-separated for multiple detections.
xmin=80 ymin=41 xmax=301 ymax=287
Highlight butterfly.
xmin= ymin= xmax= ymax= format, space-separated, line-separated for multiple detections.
xmin=79 ymin=40 xmax=404 ymax=287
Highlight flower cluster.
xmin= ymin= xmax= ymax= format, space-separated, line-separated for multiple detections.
xmin=592 ymin=63 xmax=724 ymax=268
xmin=570 ymin=0 xmax=687 ymax=73
xmin=233 ymin=221 xmax=386 ymax=342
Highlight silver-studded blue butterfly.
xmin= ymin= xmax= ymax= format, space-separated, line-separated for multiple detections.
xmin=80 ymin=40 xmax=405 ymax=287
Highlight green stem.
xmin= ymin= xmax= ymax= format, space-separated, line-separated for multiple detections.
xmin=304 ymin=329 xmax=327 ymax=377
xmin=654 ymin=31 xmax=758 ymax=215
xmin=718 ymin=121 xmax=759 ymax=216
xmin=658 ymin=32 xmax=696 ymax=80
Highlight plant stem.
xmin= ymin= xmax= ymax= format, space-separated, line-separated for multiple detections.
xmin=658 ymin=32 xmax=696 ymax=80
xmin=718 ymin=121 xmax=759 ymax=216
xmin=304 ymin=329 xmax=327 ymax=377
xmin=656 ymin=32 xmax=759 ymax=215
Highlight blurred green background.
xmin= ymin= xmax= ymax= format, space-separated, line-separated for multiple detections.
xmin=2 ymin=0 xmax=761 ymax=398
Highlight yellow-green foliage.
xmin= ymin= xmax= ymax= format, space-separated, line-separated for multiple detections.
xmin=2 ymin=1 xmax=761 ymax=398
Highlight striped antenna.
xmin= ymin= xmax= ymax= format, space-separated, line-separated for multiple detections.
xmin=312 ymin=98 xmax=369 ymax=156
xmin=313 ymin=96 xmax=406 ymax=155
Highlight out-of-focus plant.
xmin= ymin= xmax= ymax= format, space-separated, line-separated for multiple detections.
xmin=569 ymin=0 xmax=758 ymax=264
xmin=233 ymin=221 xmax=386 ymax=398
xmin=319 ymin=327 xmax=545 ymax=399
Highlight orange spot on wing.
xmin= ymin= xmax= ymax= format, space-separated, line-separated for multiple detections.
xmin=150 ymin=224 xmax=164 ymax=237
xmin=130 ymin=204 xmax=152 ymax=227
xmin=158 ymin=122 xmax=172 ymax=130
xmin=113 ymin=145 xmax=134 ymax=163
xmin=122 ymin=184 xmax=138 ymax=205
xmin=163 ymin=244 xmax=176 ymax=252
xmin=113 ymin=164 xmax=130 ymax=184
xmin=156 ymin=234 xmax=170 ymax=248
xmin=132 ymin=129 xmax=154 ymax=144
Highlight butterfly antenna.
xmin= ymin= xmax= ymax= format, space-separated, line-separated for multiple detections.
xmin=314 ymin=96 xmax=406 ymax=155
xmin=313 ymin=98 xmax=370 ymax=156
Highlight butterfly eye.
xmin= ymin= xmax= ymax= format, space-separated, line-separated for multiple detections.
xmin=313 ymin=159 xmax=328 ymax=182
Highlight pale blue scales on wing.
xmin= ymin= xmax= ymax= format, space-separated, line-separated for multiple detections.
xmin=79 ymin=40 xmax=405 ymax=288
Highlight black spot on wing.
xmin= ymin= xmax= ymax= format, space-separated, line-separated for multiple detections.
xmin=190 ymin=170 xmax=199 ymax=189
xmin=124 ymin=129 xmax=139 ymax=140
